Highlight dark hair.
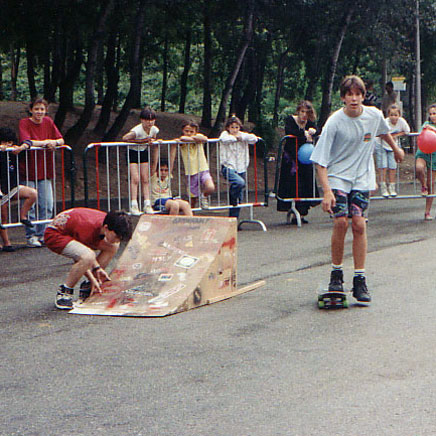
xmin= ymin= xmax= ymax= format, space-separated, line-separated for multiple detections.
xmin=427 ymin=104 xmax=436 ymax=120
xmin=181 ymin=120 xmax=199 ymax=131
xmin=139 ymin=107 xmax=156 ymax=120
xmin=29 ymin=96 xmax=49 ymax=109
xmin=158 ymin=158 xmax=169 ymax=168
xmin=103 ymin=211 xmax=133 ymax=241
xmin=224 ymin=115 xmax=243 ymax=131
xmin=340 ymin=75 xmax=366 ymax=98
xmin=295 ymin=100 xmax=317 ymax=122
xmin=0 ymin=127 xmax=18 ymax=144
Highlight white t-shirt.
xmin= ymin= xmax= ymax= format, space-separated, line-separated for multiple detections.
xmin=379 ymin=117 xmax=410 ymax=151
xmin=219 ymin=130 xmax=258 ymax=173
xmin=128 ymin=124 xmax=159 ymax=151
xmin=311 ymin=106 xmax=389 ymax=192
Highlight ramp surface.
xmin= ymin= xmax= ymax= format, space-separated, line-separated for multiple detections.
xmin=70 ymin=215 xmax=259 ymax=317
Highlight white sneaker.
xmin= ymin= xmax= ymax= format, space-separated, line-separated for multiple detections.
xmin=380 ymin=182 xmax=389 ymax=198
xmin=130 ymin=201 xmax=141 ymax=216
xmin=200 ymin=196 xmax=209 ymax=209
xmin=388 ymin=183 xmax=397 ymax=197
xmin=27 ymin=236 xmax=42 ymax=247
xmin=144 ymin=205 xmax=154 ymax=214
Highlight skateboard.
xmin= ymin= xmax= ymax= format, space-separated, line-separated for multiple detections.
xmin=318 ymin=290 xmax=349 ymax=309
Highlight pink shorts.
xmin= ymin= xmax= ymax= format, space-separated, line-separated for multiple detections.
xmin=186 ymin=170 xmax=212 ymax=197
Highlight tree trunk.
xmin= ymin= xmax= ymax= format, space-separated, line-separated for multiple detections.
xmin=201 ymin=0 xmax=212 ymax=128
xmin=55 ymin=40 xmax=84 ymax=130
xmin=211 ymin=0 xmax=254 ymax=135
xmin=104 ymin=0 xmax=146 ymax=141
xmin=9 ymin=44 xmax=20 ymax=101
xmin=273 ymin=49 xmax=290 ymax=127
xmin=178 ymin=29 xmax=192 ymax=113
xmin=160 ymin=33 xmax=169 ymax=112
xmin=65 ymin=0 xmax=116 ymax=145
xmin=25 ymin=40 xmax=37 ymax=101
xmin=94 ymin=30 xmax=120 ymax=135
xmin=319 ymin=6 xmax=355 ymax=127
xmin=0 ymin=56 xmax=3 ymax=100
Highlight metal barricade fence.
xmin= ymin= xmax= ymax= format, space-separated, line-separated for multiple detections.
xmin=272 ymin=133 xmax=431 ymax=227
xmin=83 ymin=138 xmax=268 ymax=230
xmin=0 ymin=145 xmax=75 ymax=229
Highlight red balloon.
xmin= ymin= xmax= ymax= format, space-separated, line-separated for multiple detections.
xmin=417 ymin=127 xmax=436 ymax=154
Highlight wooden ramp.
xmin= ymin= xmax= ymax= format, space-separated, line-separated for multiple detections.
xmin=70 ymin=215 xmax=264 ymax=317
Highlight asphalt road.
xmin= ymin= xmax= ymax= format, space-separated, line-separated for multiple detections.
xmin=1 ymin=196 xmax=435 ymax=436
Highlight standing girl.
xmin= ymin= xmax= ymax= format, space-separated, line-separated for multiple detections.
xmin=415 ymin=104 xmax=436 ymax=220
xmin=277 ymin=100 xmax=320 ymax=224
xmin=219 ymin=115 xmax=258 ymax=218
xmin=122 ymin=107 xmax=159 ymax=215
xmin=177 ymin=120 xmax=215 ymax=208
xmin=18 ymin=97 xmax=64 ymax=247
xmin=376 ymin=104 xmax=410 ymax=197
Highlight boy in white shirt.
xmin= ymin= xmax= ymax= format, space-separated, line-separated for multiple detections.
xmin=311 ymin=75 xmax=404 ymax=303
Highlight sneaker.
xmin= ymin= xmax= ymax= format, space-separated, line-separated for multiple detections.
xmin=130 ymin=202 xmax=141 ymax=216
xmin=55 ymin=285 xmax=74 ymax=310
xmin=424 ymin=213 xmax=433 ymax=221
xmin=200 ymin=196 xmax=209 ymax=209
xmin=352 ymin=275 xmax=371 ymax=303
xmin=78 ymin=280 xmax=92 ymax=302
xmin=380 ymin=182 xmax=389 ymax=198
xmin=2 ymin=245 xmax=15 ymax=252
xmin=421 ymin=185 xmax=429 ymax=197
xmin=27 ymin=236 xmax=42 ymax=248
xmin=144 ymin=204 xmax=154 ymax=214
xmin=328 ymin=269 xmax=344 ymax=293
xmin=388 ymin=183 xmax=397 ymax=197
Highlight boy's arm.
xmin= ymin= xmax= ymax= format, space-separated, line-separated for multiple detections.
xmin=378 ymin=133 xmax=405 ymax=162
xmin=316 ymin=164 xmax=335 ymax=214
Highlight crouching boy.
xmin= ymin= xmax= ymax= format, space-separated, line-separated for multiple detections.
xmin=44 ymin=208 xmax=133 ymax=309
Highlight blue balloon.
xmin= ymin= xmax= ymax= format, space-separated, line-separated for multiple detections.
xmin=297 ymin=142 xmax=314 ymax=164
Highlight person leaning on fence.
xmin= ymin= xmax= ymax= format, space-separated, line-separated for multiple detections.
xmin=44 ymin=208 xmax=133 ymax=310
xmin=415 ymin=103 xmax=436 ymax=221
xmin=277 ymin=100 xmax=320 ymax=224
xmin=311 ymin=75 xmax=404 ymax=304
xmin=0 ymin=127 xmax=37 ymax=252
xmin=219 ymin=115 xmax=258 ymax=219
xmin=17 ymin=97 xmax=64 ymax=248
xmin=177 ymin=120 xmax=215 ymax=209
xmin=375 ymin=104 xmax=410 ymax=198
xmin=150 ymin=158 xmax=192 ymax=216
xmin=122 ymin=107 xmax=159 ymax=216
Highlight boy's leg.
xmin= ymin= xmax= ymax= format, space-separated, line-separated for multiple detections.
xmin=140 ymin=162 xmax=153 ymax=213
xmin=424 ymin=170 xmax=436 ymax=218
xmin=349 ymin=190 xmax=371 ymax=302
xmin=35 ymin=179 xmax=54 ymax=240
xmin=164 ymin=199 xmax=180 ymax=215
xmin=176 ymin=199 xmax=193 ymax=216
xmin=129 ymin=163 xmax=140 ymax=212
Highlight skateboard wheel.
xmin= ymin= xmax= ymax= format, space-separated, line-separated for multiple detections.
xmin=318 ymin=301 xmax=325 ymax=309
xmin=343 ymin=300 xmax=349 ymax=308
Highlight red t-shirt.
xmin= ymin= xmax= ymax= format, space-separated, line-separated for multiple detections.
xmin=19 ymin=116 xmax=63 ymax=180
xmin=47 ymin=208 xmax=106 ymax=251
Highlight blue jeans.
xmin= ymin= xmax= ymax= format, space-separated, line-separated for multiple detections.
xmin=221 ymin=166 xmax=246 ymax=218
xmin=24 ymin=179 xmax=54 ymax=239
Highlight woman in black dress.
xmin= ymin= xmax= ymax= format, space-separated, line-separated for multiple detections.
xmin=277 ymin=100 xmax=320 ymax=223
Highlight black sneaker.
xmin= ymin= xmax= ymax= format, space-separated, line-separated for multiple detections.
xmin=79 ymin=280 xmax=92 ymax=302
xmin=352 ymin=275 xmax=371 ymax=303
xmin=20 ymin=218 xmax=34 ymax=228
xmin=328 ymin=269 xmax=344 ymax=292
xmin=55 ymin=285 xmax=74 ymax=310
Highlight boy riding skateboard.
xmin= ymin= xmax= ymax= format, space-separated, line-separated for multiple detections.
xmin=311 ymin=75 xmax=404 ymax=303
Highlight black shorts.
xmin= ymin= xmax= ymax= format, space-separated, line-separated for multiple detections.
xmin=126 ymin=148 xmax=150 ymax=164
